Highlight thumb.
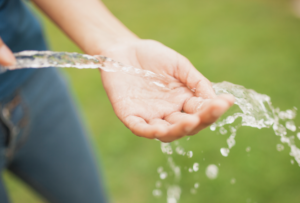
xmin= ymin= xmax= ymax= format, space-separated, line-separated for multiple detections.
xmin=0 ymin=37 xmax=16 ymax=66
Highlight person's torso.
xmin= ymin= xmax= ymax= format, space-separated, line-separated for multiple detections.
xmin=0 ymin=0 xmax=48 ymax=101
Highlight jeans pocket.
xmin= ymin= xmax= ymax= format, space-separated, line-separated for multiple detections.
xmin=0 ymin=92 xmax=30 ymax=161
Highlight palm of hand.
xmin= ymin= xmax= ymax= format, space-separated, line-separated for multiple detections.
xmin=100 ymin=40 xmax=234 ymax=142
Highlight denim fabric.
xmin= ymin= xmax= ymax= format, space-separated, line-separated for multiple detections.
xmin=0 ymin=68 xmax=108 ymax=203
xmin=0 ymin=0 xmax=47 ymax=100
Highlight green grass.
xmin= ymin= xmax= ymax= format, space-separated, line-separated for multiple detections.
xmin=4 ymin=0 xmax=300 ymax=202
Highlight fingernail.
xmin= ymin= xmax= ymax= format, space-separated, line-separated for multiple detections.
xmin=0 ymin=45 xmax=15 ymax=65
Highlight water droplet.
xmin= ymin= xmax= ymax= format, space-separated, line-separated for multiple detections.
xmin=194 ymin=183 xmax=199 ymax=188
xmin=187 ymin=151 xmax=193 ymax=158
xmin=230 ymin=178 xmax=236 ymax=184
xmin=188 ymin=168 xmax=193 ymax=173
xmin=156 ymin=181 xmax=162 ymax=188
xmin=286 ymin=109 xmax=296 ymax=119
xmin=273 ymin=124 xmax=287 ymax=136
xmin=167 ymin=198 xmax=177 ymax=203
xmin=291 ymin=159 xmax=295 ymax=164
xmin=279 ymin=109 xmax=296 ymax=120
xmin=229 ymin=126 xmax=237 ymax=133
xmin=246 ymin=147 xmax=251 ymax=152
xmin=219 ymin=127 xmax=228 ymax=135
xmin=297 ymin=132 xmax=300 ymax=140
xmin=210 ymin=124 xmax=216 ymax=131
xmin=157 ymin=167 xmax=164 ymax=173
xmin=190 ymin=188 xmax=197 ymax=194
xmin=206 ymin=164 xmax=219 ymax=179
xmin=193 ymin=163 xmax=199 ymax=172
xmin=286 ymin=121 xmax=296 ymax=132
xmin=175 ymin=146 xmax=185 ymax=155
xmin=152 ymin=81 xmax=166 ymax=88
xmin=226 ymin=116 xmax=235 ymax=124
xmin=160 ymin=172 xmax=168 ymax=179
xmin=277 ymin=144 xmax=284 ymax=152
xmin=153 ymin=189 xmax=162 ymax=197
xmin=227 ymin=135 xmax=236 ymax=148
xmin=167 ymin=185 xmax=181 ymax=203
xmin=161 ymin=143 xmax=173 ymax=154
xmin=186 ymin=137 xmax=190 ymax=141
xmin=220 ymin=148 xmax=230 ymax=157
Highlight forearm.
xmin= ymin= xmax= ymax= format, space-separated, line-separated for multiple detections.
xmin=32 ymin=0 xmax=138 ymax=55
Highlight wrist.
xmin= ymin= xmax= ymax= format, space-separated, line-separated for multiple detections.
xmin=82 ymin=31 xmax=140 ymax=56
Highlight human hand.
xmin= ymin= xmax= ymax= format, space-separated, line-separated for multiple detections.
xmin=0 ymin=37 xmax=16 ymax=66
xmin=100 ymin=39 xmax=234 ymax=142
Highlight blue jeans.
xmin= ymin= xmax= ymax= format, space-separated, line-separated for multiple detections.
xmin=0 ymin=69 xmax=107 ymax=203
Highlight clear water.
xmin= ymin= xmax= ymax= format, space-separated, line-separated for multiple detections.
xmin=0 ymin=50 xmax=173 ymax=90
xmin=156 ymin=82 xmax=300 ymax=203
xmin=2 ymin=51 xmax=299 ymax=203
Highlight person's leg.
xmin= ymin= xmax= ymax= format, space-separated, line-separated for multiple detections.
xmin=5 ymin=68 xmax=108 ymax=203
xmin=0 ymin=121 xmax=10 ymax=203
xmin=0 ymin=176 xmax=9 ymax=203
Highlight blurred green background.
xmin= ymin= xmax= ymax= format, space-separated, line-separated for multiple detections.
xmin=3 ymin=0 xmax=300 ymax=202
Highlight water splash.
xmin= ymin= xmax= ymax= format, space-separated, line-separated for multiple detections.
xmin=156 ymin=82 xmax=300 ymax=203
xmin=0 ymin=50 xmax=174 ymax=90
xmin=210 ymin=82 xmax=300 ymax=166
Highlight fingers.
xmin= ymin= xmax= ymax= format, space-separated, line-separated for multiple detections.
xmin=183 ymin=94 xmax=235 ymax=114
xmin=125 ymin=113 xmax=201 ymax=142
xmin=183 ymin=96 xmax=205 ymax=114
xmin=159 ymin=112 xmax=200 ymax=142
xmin=124 ymin=115 xmax=167 ymax=139
xmin=0 ymin=37 xmax=16 ymax=66
xmin=176 ymin=55 xmax=215 ymax=99
xmin=188 ymin=95 xmax=235 ymax=134
xmin=124 ymin=94 xmax=235 ymax=142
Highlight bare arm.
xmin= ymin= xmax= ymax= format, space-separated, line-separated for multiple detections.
xmin=32 ymin=0 xmax=137 ymax=55
xmin=2 ymin=0 xmax=234 ymax=142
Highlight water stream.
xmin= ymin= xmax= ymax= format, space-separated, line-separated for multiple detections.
xmin=1 ymin=51 xmax=299 ymax=203
xmin=0 ymin=50 xmax=173 ymax=90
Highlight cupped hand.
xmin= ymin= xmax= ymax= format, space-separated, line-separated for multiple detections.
xmin=99 ymin=39 xmax=234 ymax=142
xmin=0 ymin=37 xmax=15 ymax=66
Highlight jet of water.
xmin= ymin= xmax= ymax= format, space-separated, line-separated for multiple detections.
xmin=0 ymin=50 xmax=172 ymax=90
